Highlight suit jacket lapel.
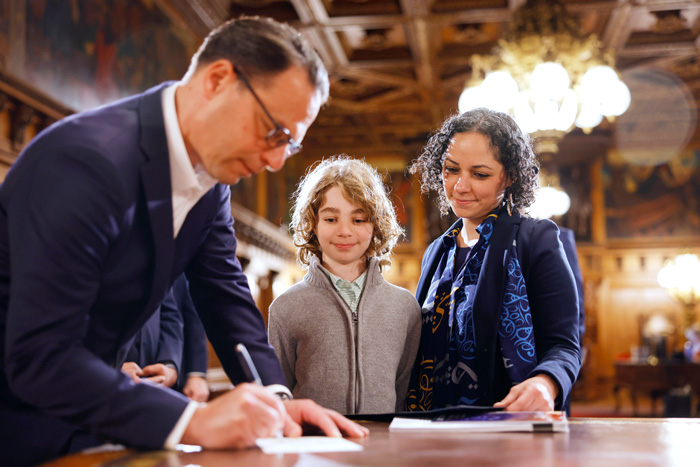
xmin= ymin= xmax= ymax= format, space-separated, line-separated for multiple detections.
xmin=416 ymin=218 xmax=463 ymax=304
xmin=472 ymin=210 xmax=521 ymax=402
xmin=474 ymin=211 xmax=521 ymax=341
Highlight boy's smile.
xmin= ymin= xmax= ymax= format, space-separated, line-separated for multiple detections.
xmin=315 ymin=186 xmax=374 ymax=281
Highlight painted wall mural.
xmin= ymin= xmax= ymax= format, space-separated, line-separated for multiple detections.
xmin=604 ymin=148 xmax=700 ymax=239
xmin=2 ymin=0 xmax=196 ymax=111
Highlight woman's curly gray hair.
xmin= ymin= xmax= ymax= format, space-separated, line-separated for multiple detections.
xmin=410 ymin=108 xmax=540 ymax=217
xmin=290 ymin=155 xmax=403 ymax=271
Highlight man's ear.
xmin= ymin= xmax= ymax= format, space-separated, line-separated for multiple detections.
xmin=201 ymin=59 xmax=235 ymax=99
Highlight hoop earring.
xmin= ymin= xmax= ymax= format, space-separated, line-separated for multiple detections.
xmin=506 ymin=192 xmax=514 ymax=216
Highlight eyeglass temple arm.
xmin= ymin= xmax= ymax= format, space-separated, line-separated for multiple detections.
xmin=232 ymin=66 xmax=281 ymax=129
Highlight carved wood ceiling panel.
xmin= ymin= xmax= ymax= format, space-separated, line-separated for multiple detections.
xmin=166 ymin=0 xmax=700 ymax=166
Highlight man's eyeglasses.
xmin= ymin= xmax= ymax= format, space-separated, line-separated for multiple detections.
xmin=234 ymin=67 xmax=302 ymax=156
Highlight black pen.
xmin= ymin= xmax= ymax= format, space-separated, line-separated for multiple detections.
xmin=235 ymin=343 xmax=283 ymax=438
xmin=235 ymin=343 xmax=263 ymax=385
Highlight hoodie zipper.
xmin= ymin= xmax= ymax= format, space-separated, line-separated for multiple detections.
xmin=352 ymin=308 xmax=359 ymax=414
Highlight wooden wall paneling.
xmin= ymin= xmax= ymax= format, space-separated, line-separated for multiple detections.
xmin=583 ymin=246 xmax=700 ymax=391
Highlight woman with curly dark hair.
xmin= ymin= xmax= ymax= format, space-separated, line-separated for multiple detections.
xmin=406 ymin=108 xmax=581 ymax=413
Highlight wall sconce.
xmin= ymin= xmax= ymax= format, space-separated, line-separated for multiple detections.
xmin=657 ymin=253 xmax=700 ymax=350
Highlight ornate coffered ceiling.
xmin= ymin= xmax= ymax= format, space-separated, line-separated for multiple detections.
xmin=163 ymin=0 xmax=700 ymax=166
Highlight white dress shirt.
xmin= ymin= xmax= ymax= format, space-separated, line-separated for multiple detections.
xmin=160 ymin=84 xmax=291 ymax=449
xmin=162 ymin=83 xmax=218 ymax=238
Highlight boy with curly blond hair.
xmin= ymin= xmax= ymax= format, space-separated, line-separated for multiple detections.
xmin=268 ymin=155 xmax=421 ymax=414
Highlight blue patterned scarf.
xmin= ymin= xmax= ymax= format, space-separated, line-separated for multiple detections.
xmin=406 ymin=208 xmax=536 ymax=410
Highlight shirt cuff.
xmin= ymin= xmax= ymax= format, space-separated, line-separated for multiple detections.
xmin=164 ymin=400 xmax=204 ymax=449
xmin=186 ymin=372 xmax=207 ymax=379
xmin=266 ymin=384 xmax=293 ymax=401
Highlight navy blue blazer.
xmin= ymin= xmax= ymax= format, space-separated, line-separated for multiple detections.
xmin=0 ymin=83 xmax=284 ymax=465
xmin=415 ymin=212 xmax=581 ymax=409
xmin=174 ymin=275 xmax=209 ymax=386
xmin=558 ymin=227 xmax=585 ymax=343
xmin=126 ymin=274 xmax=208 ymax=390
xmin=125 ymin=287 xmax=185 ymax=375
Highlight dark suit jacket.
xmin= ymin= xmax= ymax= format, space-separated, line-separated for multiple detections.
xmin=175 ymin=275 xmax=209 ymax=386
xmin=126 ymin=274 xmax=208 ymax=390
xmin=415 ymin=212 xmax=581 ymax=409
xmin=0 ymin=83 xmax=284 ymax=466
xmin=558 ymin=227 xmax=585 ymax=343
xmin=125 ymin=287 xmax=185 ymax=375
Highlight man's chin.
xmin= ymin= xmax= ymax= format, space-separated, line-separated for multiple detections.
xmin=220 ymin=171 xmax=248 ymax=186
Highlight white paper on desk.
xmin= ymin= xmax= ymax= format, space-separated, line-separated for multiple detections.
xmin=255 ymin=436 xmax=363 ymax=454
xmin=80 ymin=443 xmax=127 ymax=454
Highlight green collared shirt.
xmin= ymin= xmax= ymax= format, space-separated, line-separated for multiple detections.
xmin=325 ymin=270 xmax=367 ymax=314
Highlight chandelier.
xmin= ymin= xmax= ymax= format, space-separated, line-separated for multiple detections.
xmin=528 ymin=170 xmax=570 ymax=220
xmin=458 ymin=0 xmax=631 ymax=154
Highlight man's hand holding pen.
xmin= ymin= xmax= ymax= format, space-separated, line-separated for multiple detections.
xmin=180 ymin=344 xmax=369 ymax=449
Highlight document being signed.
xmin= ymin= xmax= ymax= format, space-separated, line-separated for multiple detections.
xmin=255 ymin=437 xmax=364 ymax=454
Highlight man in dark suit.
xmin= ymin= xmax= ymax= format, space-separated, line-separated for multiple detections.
xmin=122 ymin=275 xmax=210 ymax=402
xmin=174 ymin=275 xmax=211 ymax=402
xmin=0 ymin=16 xmax=366 ymax=466
xmin=121 ymin=289 xmax=184 ymax=388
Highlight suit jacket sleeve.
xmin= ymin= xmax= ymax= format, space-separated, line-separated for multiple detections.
xmin=558 ymin=227 xmax=585 ymax=343
xmin=185 ymin=187 xmax=285 ymax=386
xmin=155 ymin=288 xmax=185 ymax=372
xmin=174 ymin=275 xmax=208 ymax=377
xmin=3 ymin=147 xmax=189 ymax=449
xmin=521 ymin=220 xmax=582 ymax=407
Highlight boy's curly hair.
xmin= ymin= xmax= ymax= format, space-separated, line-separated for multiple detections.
xmin=290 ymin=155 xmax=403 ymax=271
xmin=410 ymin=108 xmax=540 ymax=217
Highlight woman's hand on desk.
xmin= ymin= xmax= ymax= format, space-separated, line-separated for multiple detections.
xmin=493 ymin=375 xmax=558 ymax=411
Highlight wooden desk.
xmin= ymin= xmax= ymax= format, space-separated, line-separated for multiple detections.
xmin=614 ymin=362 xmax=700 ymax=416
xmin=40 ymin=418 xmax=700 ymax=467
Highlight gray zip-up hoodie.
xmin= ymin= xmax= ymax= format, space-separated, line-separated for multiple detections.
xmin=268 ymin=256 xmax=421 ymax=414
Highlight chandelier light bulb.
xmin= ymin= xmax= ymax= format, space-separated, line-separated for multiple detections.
xmin=657 ymin=265 xmax=673 ymax=290
xmin=529 ymin=186 xmax=571 ymax=219
xmin=556 ymin=89 xmax=579 ymax=131
xmin=550 ymin=187 xmax=571 ymax=216
xmin=581 ymin=66 xmax=619 ymax=97
xmin=514 ymin=90 xmax=538 ymax=133
xmin=657 ymin=253 xmax=700 ymax=306
xmin=458 ymin=86 xmax=484 ymax=113
xmin=533 ymin=99 xmax=560 ymax=131
xmin=600 ymin=79 xmax=631 ymax=117
xmin=575 ymin=101 xmax=604 ymax=131
xmin=481 ymin=71 xmax=519 ymax=113
xmin=671 ymin=254 xmax=700 ymax=291
xmin=530 ymin=62 xmax=570 ymax=102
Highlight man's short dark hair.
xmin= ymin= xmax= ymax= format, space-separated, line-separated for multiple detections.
xmin=188 ymin=16 xmax=329 ymax=102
